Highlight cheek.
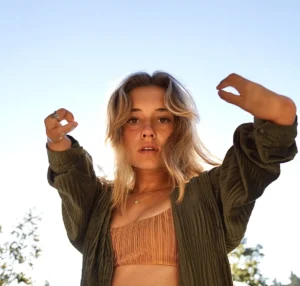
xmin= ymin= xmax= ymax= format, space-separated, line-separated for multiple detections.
xmin=122 ymin=130 xmax=138 ymax=152
xmin=123 ymin=125 xmax=139 ymax=136
xmin=160 ymin=127 xmax=174 ymax=140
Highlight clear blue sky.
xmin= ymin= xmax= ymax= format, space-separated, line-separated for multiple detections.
xmin=0 ymin=1 xmax=299 ymax=285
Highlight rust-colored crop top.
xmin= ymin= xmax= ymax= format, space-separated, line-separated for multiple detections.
xmin=110 ymin=208 xmax=178 ymax=267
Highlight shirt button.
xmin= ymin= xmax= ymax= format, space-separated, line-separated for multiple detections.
xmin=258 ymin=128 xmax=264 ymax=134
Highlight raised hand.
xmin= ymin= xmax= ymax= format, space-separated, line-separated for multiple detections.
xmin=44 ymin=108 xmax=78 ymax=150
xmin=216 ymin=73 xmax=296 ymax=125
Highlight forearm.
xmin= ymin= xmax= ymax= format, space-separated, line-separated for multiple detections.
xmin=46 ymin=135 xmax=100 ymax=252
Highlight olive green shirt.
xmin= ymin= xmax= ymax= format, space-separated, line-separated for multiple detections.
xmin=46 ymin=117 xmax=298 ymax=286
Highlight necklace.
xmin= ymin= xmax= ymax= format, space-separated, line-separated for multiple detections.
xmin=134 ymin=190 xmax=160 ymax=205
xmin=130 ymin=187 xmax=172 ymax=205
xmin=117 ymin=188 xmax=172 ymax=221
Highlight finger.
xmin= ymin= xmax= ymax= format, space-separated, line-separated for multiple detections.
xmin=218 ymin=90 xmax=242 ymax=106
xmin=216 ymin=73 xmax=246 ymax=91
xmin=56 ymin=108 xmax=75 ymax=123
xmin=47 ymin=121 xmax=78 ymax=142
xmin=44 ymin=108 xmax=75 ymax=129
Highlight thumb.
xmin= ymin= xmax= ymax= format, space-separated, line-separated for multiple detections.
xmin=218 ymin=90 xmax=242 ymax=107
xmin=46 ymin=121 xmax=78 ymax=143
xmin=63 ymin=121 xmax=78 ymax=135
xmin=57 ymin=121 xmax=78 ymax=136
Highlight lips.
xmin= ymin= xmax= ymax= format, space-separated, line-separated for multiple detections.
xmin=138 ymin=144 xmax=159 ymax=152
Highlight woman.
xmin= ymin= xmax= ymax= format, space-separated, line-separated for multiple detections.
xmin=45 ymin=72 xmax=298 ymax=286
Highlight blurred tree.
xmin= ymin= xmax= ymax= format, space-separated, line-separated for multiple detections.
xmin=272 ymin=278 xmax=283 ymax=286
xmin=229 ymin=238 xmax=267 ymax=286
xmin=0 ymin=209 xmax=48 ymax=285
xmin=289 ymin=272 xmax=300 ymax=286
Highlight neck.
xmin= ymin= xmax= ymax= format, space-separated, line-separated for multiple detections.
xmin=132 ymin=168 xmax=173 ymax=193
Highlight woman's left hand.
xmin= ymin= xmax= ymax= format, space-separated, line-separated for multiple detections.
xmin=216 ymin=73 xmax=297 ymax=125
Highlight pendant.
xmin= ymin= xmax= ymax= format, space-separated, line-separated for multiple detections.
xmin=134 ymin=200 xmax=140 ymax=204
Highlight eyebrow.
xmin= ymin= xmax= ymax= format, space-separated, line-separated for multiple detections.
xmin=131 ymin=108 xmax=169 ymax=112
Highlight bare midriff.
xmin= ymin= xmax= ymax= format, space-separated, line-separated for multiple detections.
xmin=111 ymin=265 xmax=179 ymax=286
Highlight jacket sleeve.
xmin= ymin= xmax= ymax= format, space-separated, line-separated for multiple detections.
xmin=208 ymin=116 xmax=298 ymax=253
xmin=46 ymin=135 xmax=103 ymax=253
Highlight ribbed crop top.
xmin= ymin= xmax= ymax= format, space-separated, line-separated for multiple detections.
xmin=110 ymin=208 xmax=178 ymax=267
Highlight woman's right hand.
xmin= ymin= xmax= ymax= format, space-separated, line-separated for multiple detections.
xmin=44 ymin=108 xmax=78 ymax=151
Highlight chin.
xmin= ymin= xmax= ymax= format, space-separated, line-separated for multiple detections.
xmin=132 ymin=162 xmax=165 ymax=170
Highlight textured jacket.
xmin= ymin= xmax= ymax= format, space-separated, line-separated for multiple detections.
xmin=46 ymin=117 xmax=298 ymax=286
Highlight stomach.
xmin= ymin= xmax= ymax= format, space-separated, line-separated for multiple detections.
xmin=111 ymin=265 xmax=179 ymax=286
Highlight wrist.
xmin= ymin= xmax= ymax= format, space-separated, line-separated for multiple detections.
xmin=271 ymin=97 xmax=297 ymax=126
xmin=47 ymin=136 xmax=72 ymax=151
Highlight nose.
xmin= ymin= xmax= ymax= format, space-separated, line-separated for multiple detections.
xmin=141 ymin=125 xmax=156 ymax=139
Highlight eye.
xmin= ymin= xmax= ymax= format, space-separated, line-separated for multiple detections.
xmin=159 ymin=117 xmax=171 ymax=123
xmin=127 ymin=117 xmax=139 ymax=124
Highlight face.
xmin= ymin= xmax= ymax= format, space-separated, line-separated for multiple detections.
xmin=122 ymin=86 xmax=174 ymax=170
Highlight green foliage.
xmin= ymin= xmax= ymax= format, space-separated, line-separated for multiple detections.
xmin=229 ymin=238 xmax=300 ymax=286
xmin=270 ymin=272 xmax=300 ymax=286
xmin=0 ymin=209 xmax=42 ymax=285
xmin=229 ymin=238 xmax=267 ymax=286
xmin=272 ymin=278 xmax=283 ymax=286
xmin=289 ymin=272 xmax=300 ymax=286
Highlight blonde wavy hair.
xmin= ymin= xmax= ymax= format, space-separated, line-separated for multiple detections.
xmin=101 ymin=71 xmax=220 ymax=211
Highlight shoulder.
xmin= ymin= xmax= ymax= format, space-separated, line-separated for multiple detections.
xmin=180 ymin=171 xmax=217 ymax=203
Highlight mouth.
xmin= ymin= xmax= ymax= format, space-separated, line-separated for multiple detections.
xmin=138 ymin=147 xmax=159 ymax=154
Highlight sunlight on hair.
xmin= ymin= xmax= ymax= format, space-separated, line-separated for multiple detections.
xmin=100 ymin=71 xmax=222 ymax=211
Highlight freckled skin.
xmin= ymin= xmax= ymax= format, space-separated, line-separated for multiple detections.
xmin=122 ymin=86 xmax=175 ymax=171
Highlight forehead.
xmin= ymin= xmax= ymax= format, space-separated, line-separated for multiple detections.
xmin=129 ymin=86 xmax=166 ymax=107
